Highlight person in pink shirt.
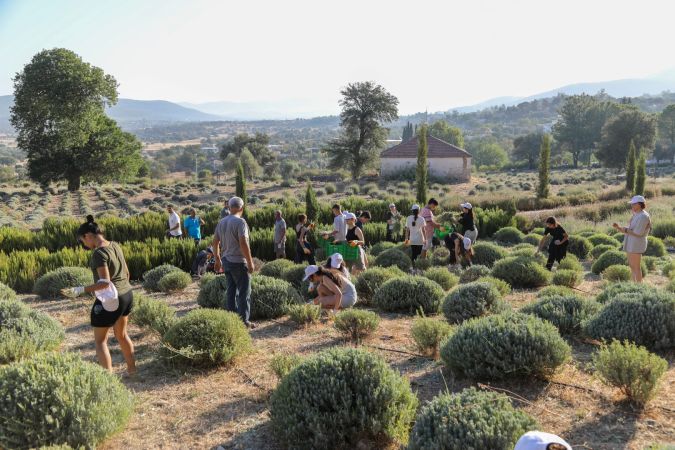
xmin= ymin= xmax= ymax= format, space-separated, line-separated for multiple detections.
xmin=420 ymin=198 xmax=442 ymax=258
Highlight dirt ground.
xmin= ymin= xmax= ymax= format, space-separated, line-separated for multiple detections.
xmin=24 ymin=270 xmax=675 ymax=450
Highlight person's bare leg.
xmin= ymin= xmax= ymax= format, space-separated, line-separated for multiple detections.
xmin=113 ymin=316 xmax=137 ymax=374
xmin=317 ymin=295 xmax=339 ymax=309
xmin=93 ymin=327 xmax=112 ymax=371
xmin=628 ymin=253 xmax=643 ymax=283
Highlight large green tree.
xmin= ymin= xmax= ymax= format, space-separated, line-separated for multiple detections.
xmin=537 ymin=134 xmax=551 ymax=199
xmin=10 ymin=48 xmax=143 ymax=191
xmin=658 ymin=104 xmax=675 ymax=163
xmin=428 ymin=120 xmax=464 ymax=148
xmin=324 ymin=81 xmax=398 ymax=179
xmin=221 ymin=133 xmax=275 ymax=166
xmin=469 ymin=140 xmax=509 ymax=169
xmin=552 ymin=94 xmax=597 ymax=168
xmin=625 ymin=140 xmax=637 ymax=192
xmin=416 ymin=125 xmax=428 ymax=205
xmin=512 ymin=132 xmax=544 ymax=169
xmin=596 ymin=107 xmax=657 ymax=168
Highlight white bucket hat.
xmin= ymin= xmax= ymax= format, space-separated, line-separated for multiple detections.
xmin=629 ymin=195 xmax=646 ymax=204
xmin=460 ymin=202 xmax=473 ymax=210
xmin=95 ymin=280 xmax=119 ymax=312
xmin=388 ymin=203 xmax=396 ymax=208
xmin=462 ymin=237 xmax=472 ymax=250
xmin=514 ymin=431 xmax=572 ymax=450
xmin=302 ymin=265 xmax=320 ymax=281
xmin=343 ymin=212 xmax=357 ymax=221
xmin=330 ymin=253 xmax=344 ymax=268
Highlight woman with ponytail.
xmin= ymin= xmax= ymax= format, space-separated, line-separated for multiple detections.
xmin=405 ymin=204 xmax=426 ymax=261
xmin=303 ymin=265 xmax=357 ymax=313
xmin=61 ymin=215 xmax=136 ymax=375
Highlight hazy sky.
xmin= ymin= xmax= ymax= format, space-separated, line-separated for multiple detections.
xmin=1 ymin=0 xmax=674 ymax=114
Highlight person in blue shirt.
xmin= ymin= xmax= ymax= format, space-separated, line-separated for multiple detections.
xmin=184 ymin=208 xmax=205 ymax=244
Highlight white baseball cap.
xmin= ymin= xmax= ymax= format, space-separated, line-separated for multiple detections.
xmin=411 ymin=204 xmax=420 ymax=211
xmin=389 ymin=203 xmax=396 ymax=208
xmin=460 ymin=202 xmax=473 ymax=210
xmin=330 ymin=253 xmax=344 ymax=268
xmin=343 ymin=212 xmax=357 ymax=221
xmin=302 ymin=265 xmax=320 ymax=281
xmin=514 ymin=431 xmax=572 ymax=450
xmin=462 ymin=237 xmax=472 ymax=250
xmin=629 ymin=195 xmax=646 ymax=204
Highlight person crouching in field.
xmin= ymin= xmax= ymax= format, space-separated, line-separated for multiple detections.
xmin=303 ymin=265 xmax=357 ymax=313
xmin=445 ymin=232 xmax=474 ymax=267
xmin=191 ymin=246 xmax=215 ymax=278
xmin=538 ymin=216 xmax=569 ymax=270
xmin=61 ymin=215 xmax=136 ymax=375
xmin=325 ymin=252 xmax=351 ymax=280
xmin=613 ymin=195 xmax=651 ymax=283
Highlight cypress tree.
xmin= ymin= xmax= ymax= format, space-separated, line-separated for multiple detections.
xmin=416 ymin=125 xmax=429 ymax=205
xmin=305 ymin=182 xmax=319 ymax=222
xmin=625 ymin=140 xmax=637 ymax=192
xmin=402 ymin=122 xmax=413 ymax=141
xmin=235 ymin=159 xmax=246 ymax=205
xmin=634 ymin=151 xmax=646 ymax=196
xmin=537 ymin=134 xmax=551 ymax=199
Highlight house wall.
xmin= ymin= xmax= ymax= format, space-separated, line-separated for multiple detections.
xmin=381 ymin=157 xmax=471 ymax=182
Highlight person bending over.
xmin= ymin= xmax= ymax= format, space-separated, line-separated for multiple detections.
xmin=538 ymin=216 xmax=569 ymax=270
xmin=303 ymin=265 xmax=357 ymax=313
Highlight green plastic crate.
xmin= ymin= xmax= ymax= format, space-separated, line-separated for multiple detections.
xmin=327 ymin=242 xmax=360 ymax=261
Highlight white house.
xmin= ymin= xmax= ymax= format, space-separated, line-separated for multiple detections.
xmin=380 ymin=135 xmax=472 ymax=182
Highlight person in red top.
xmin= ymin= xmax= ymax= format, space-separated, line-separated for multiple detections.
xmin=420 ymin=198 xmax=442 ymax=258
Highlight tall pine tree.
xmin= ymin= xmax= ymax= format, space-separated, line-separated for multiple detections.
xmin=416 ymin=124 xmax=429 ymax=205
xmin=305 ymin=182 xmax=319 ymax=222
xmin=537 ymin=134 xmax=551 ymax=199
xmin=625 ymin=140 xmax=637 ymax=192
xmin=634 ymin=151 xmax=646 ymax=196
xmin=235 ymin=159 xmax=246 ymax=206
xmin=402 ymin=122 xmax=414 ymax=141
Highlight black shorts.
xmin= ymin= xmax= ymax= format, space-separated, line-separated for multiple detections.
xmin=90 ymin=290 xmax=134 ymax=328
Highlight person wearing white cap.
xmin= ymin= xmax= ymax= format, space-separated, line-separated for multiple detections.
xmin=303 ymin=265 xmax=357 ymax=313
xmin=386 ymin=203 xmax=402 ymax=243
xmin=421 ymin=198 xmax=442 ymax=258
xmin=613 ymin=195 xmax=651 ymax=282
xmin=514 ymin=431 xmax=572 ymax=450
xmin=331 ymin=203 xmax=348 ymax=243
xmin=405 ymin=204 xmax=427 ymax=262
xmin=459 ymin=202 xmax=478 ymax=244
xmin=445 ymin=231 xmax=474 ymax=266
xmin=325 ymin=252 xmax=351 ymax=280
xmin=345 ymin=212 xmax=367 ymax=275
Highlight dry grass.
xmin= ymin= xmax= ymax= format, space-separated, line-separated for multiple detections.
xmin=20 ymin=269 xmax=675 ymax=450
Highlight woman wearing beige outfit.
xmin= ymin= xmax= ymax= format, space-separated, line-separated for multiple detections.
xmin=613 ymin=195 xmax=651 ymax=283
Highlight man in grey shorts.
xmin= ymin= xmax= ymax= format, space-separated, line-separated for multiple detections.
xmin=213 ymin=197 xmax=256 ymax=329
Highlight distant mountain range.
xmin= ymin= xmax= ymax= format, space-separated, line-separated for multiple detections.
xmin=1 ymin=69 xmax=674 ymax=132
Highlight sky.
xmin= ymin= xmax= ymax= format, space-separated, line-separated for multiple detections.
xmin=1 ymin=0 xmax=674 ymax=115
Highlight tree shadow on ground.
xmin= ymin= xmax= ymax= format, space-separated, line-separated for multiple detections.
xmin=196 ymin=394 xmax=268 ymax=431
xmin=250 ymin=320 xmax=299 ymax=340
xmin=212 ymin=420 xmax=281 ymax=450
xmin=564 ymin=403 xmax=641 ymax=450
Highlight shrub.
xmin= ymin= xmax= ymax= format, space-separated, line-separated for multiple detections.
xmin=260 ymin=258 xmax=296 ymax=278
xmin=270 ymin=354 xmax=305 ymax=380
xmin=492 ymin=256 xmax=551 ymax=289
xmin=0 ymin=299 xmax=65 ymax=363
xmin=334 ymin=309 xmax=380 ymax=343
xmin=645 ymin=236 xmax=666 ymax=257
xmin=33 ymin=266 xmax=93 ymax=299
xmin=471 ymin=242 xmax=507 ymax=267
xmin=584 ymin=290 xmax=675 ymax=350
xmin=521 ymin=295 xmax=601 ymax=335
xmin=602 ymin=265 xmax=632 ymax=282
xmin=475 ymin=276 xmax=511 ymax=296
xmin=0 ymin=281 xmax=16 ymax=301
xmin=442 ymin=282 xmax=506 ymax=324
xmin=441 ymin=312 xmax=571 ymax=380
xmin=652 ymin=219 xmax=675 ymax=239
xmin=591 ymin=250 xmax=646 ymax=276
xmin=522 ymin=233 xmax=542 ymax=246
xmin=355 ymin=267 xmax=404 ymax=305
xmin=163 ymin=309 xmax=252 ymax=366
xmin=643 ymin=255 xmax=659 ymax=272
xmin=663 ymin=260 xmax=675 ymax=278
xmin=557 ymin=254 xmax=583 ymax=272
xmin=591 ymin=244 xmax=615 ymax=259
xmin=374 ymin=248 xmax=413 ymax=272
xmin=552 ymin=269 xmax=583 ymax=287
xmin=374 ymin=276 xmax=445 ymax=314
xmin=410 ymin=316 xmax=453 ymax=358
xmin=595 ymin=281 xmax=656 ymax=304
xmin=369 ymin=241 xmax=397 ymax=257
xmin=459 ymin=264 xmax=491 ymax=284
xmin=286 ymin=303 xmax=321 ymax=326
xmin=280 ymin=264 xmax=308 ymax=289
xmin=537 ymin=285 xmax=574 ymax=298
xmin=143 ymin=264 xmax=181 ymax=292
xmin=157 ymin=270 xmax=192 ymax=293
xmin=0 ymin=352 xmax=134 ymax=449
xmin=567 ymin=235 xmax=593 ymax=259
xmin=270 ymin=348 xmax=418 ymax=448
xmin=593 ymin=340 xmax=668 ymax=405
xmin=588 ymin=234 xmax=621 ymax=248
xmin=251 ymin=275 xmax=302 ymax=320
xmin=423 ymin=267 xmax=459 ymax=290
xmin=431 ymin=246 xmax=450 ymax=266
xmin=413 ymin=257 xmax=433 ymax=271
xmin=197 ymin=273 xmax=227 ymax=308
xmin=408 ymin=388 xmax=538 ymax=450
xmin=131 ymin=294 xmax=177 ymax=335
xmin=494 ymin=227 xmax=524 ymax=245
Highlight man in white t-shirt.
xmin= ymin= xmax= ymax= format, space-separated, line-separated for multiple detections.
xmin=166 ymin=205 xmax=182 ymax=238
xmin=331 ymin=203 xmax=347 ymax=243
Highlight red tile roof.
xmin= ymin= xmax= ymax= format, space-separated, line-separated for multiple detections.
xmin=381 ymin=135 xmax=472 ymax=159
